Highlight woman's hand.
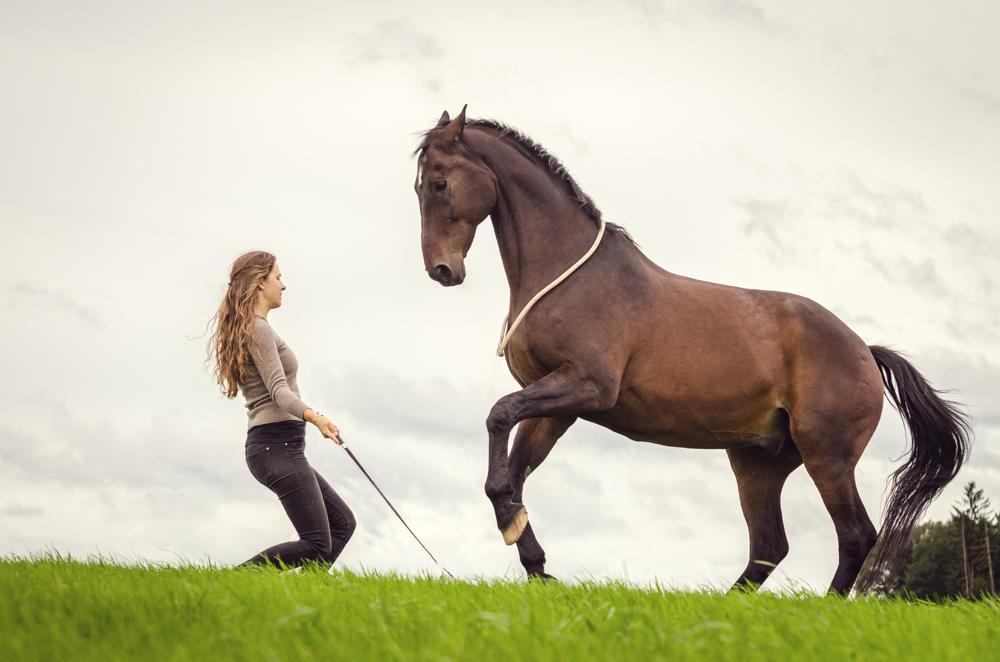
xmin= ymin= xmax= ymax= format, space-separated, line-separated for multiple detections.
xmin=305 ymin=409 xmax=343 ymax=445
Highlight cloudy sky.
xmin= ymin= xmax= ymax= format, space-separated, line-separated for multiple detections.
xmin=2 ymin=1 xmax=997 ymax=592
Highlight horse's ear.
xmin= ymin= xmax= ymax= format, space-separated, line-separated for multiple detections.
xmin=441 ymin=104 xmax=467 ymax=142
xmin=437 ymin=110 xmax=450 ymax=126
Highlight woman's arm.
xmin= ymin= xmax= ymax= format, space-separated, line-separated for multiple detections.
xmin=250 ymin=322 xmax=343 ymax=443
xmin=249 ymin=322 xmax=310 ymax=419
xmin=301 ymin=409 xmax=342 ymax=443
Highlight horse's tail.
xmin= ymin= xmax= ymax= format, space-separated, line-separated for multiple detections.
xmin=854 ymin=345 xmax=972 ymax=593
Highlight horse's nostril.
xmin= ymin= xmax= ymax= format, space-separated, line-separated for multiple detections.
xmin=433 ymin=264 xmax=452 ymax=281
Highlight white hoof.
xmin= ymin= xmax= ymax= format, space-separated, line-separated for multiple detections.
xmin=502 ymin=508 xmax=529 ymax=546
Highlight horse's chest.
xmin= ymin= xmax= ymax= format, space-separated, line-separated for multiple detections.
xmin=505 ymin=348 xmax=550 ymax=387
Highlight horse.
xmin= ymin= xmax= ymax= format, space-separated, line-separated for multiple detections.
xmin=412 ymin=106 xmax=970 ymax=594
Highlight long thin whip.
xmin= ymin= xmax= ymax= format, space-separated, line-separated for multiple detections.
xmin=335 ymin=434 xmax=455 ymax=579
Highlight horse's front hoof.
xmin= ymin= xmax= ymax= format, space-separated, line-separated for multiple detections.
xmin=501 ymin=507 xmax=529 ymax=545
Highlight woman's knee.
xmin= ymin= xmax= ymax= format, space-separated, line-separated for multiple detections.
xmin=339 ymin=508 xmax=357 ymax=539
xmin=303 ymin=530 xmax=333 ymax=557
xmin=314 ymin=540 xmax=334 ymax=558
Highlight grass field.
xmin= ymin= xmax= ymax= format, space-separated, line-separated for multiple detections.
xmin=2 ymin=555 xmax=998 ymax=661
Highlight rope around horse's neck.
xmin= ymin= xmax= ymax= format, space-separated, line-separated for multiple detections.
xmin=496 ymin=217 xmax=607 ymax=357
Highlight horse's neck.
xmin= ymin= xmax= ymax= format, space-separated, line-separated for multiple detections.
xmin=477 ymin=142 xmax=604 ymax=311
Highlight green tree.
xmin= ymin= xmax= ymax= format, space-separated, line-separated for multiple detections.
xmin=897 ymin=521 xmax=965 ymax=599
xmin=892 ymin=481 xmax=999 ymax=600
xmin=953 ymin=481 xmax=991 ymax=522
xmin=952 ymin=481 xmax=996 ymax=596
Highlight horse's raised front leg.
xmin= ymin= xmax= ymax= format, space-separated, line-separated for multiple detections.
xmin=508 ymin=416 xmax=576 ymax=579
xmin=485 ymin=365 xmax=617 ymax=547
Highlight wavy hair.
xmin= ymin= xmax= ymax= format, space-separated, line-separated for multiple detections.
xmin=206 ymin=251 xmax=276 ymax=398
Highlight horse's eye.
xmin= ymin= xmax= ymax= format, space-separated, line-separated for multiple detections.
xmin=433 ymin=179 xmax=447 ymax=192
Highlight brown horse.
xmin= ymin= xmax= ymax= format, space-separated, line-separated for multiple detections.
xmin=413 ymin=106 xmax=970 ymax=594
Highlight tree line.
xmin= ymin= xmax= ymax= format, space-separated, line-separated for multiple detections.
xmin=879 ymin=481 xmax=998 ymax=600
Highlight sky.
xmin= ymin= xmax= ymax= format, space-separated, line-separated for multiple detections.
xmin=1 ymin=0 xmax=998 ymax=592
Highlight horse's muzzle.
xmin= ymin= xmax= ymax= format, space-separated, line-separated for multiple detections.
xmin=429 ymin=263 xmax=465 ymax=287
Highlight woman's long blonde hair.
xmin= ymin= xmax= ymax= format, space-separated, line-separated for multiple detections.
xmin=207 ymin=250 xmax=276 ymax=398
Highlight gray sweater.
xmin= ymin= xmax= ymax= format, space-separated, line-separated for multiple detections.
xmin=239 ymin=315 xmax=311 ymax=429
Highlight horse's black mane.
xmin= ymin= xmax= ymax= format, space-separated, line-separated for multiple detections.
xmin=416 ymin=118 xmax=637 ymax=247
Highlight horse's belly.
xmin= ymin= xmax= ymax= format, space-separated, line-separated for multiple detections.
xmin=584 ymin=393 xmax=789 ymax=452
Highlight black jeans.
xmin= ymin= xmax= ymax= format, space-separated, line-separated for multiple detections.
xmin=242 ymin=420 xmax=356 ymax=568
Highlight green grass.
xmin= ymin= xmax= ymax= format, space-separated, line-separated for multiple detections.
xmin=2 ymin=555 xmax=998 ymax=661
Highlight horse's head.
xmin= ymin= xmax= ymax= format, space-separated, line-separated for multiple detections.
xmin=414 ymin=105 xmax=497 ymax=287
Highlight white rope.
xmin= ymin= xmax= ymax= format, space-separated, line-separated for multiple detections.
xmin=497 ymin=217 xmax=606 ymax=357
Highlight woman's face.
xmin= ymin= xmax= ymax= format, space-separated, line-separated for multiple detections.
xmin=258 ymin=262 xmax=286 ymax=310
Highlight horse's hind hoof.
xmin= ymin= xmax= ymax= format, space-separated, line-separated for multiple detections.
xmin=501 ymin=507 xmax=529 ymax=546
xmin=528 ymin=571 xmax=558 ymax=582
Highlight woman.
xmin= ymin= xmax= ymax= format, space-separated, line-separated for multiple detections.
xmin=207 ymin=250 xmax=356 ymax=568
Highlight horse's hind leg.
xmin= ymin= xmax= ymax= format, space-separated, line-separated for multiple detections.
xmin=727 ymin=441 xmax=802 ymax=591
xmin=792 ymin=411 xmax=880 ymax=595
xmin=508 ymin=416 xmax=576 ymax=579
xmin=804 ymin=459 xmax=877 ymax=595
